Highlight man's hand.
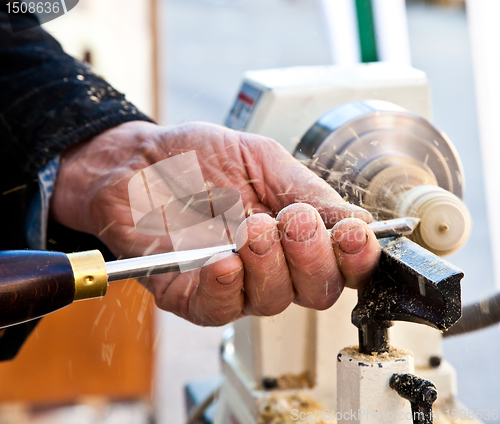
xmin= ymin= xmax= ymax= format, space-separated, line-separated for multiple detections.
xmin=51 ymin=121 xmax=381 ymax=326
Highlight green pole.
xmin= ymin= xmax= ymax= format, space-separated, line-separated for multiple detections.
xmin=355 ymin=0 xmax=378 ymax=62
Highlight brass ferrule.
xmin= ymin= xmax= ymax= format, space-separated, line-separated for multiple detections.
xmin=67 ymin=250 xmax=108 ymax=301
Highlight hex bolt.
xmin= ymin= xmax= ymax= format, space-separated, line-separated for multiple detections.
xmin=422 ymin=386 xmax=438 ymax=403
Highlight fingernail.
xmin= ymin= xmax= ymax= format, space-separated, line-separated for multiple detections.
xmin=248 ymin=228 xmax=275 ymax=256
xmin=284 ymin=209 xmax=318 ymax=242
xmin=338 ymin=227 xmax=368 ymax=254
xmin=217 ymin=268 xmax=243 ymax=285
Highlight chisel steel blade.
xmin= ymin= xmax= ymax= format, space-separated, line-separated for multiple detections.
xmin=105 ymin=217 xmax=421 ymax=281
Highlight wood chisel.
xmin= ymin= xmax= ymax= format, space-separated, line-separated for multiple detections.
xmin=0 ymin=217 xmax=420 ymax=328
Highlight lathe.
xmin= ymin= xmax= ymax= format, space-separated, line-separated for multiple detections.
xmin=209 ymin=62 xmax=481 ymax=424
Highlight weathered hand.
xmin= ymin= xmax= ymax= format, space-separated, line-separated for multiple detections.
xmin=51 ymin=121 xmax=381 ymax=326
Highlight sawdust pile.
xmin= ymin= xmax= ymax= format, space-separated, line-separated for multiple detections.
xmin=257 ymin=395 xmax=477 ymax=424
xmin=257 ymin=393 xmax=332 ymax=424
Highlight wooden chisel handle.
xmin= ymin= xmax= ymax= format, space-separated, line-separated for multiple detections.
xmin=0 ymin=250 xmax=107 ymax=328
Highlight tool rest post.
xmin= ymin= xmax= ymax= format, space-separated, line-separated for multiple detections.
xmin=358 ymin=321 xmax=391 ymax=355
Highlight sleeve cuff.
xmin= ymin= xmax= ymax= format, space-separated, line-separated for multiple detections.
xmin=25 ymin=156 xmax=60 ymax=250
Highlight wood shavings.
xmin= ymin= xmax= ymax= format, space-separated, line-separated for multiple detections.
xmin=342 ymin=345 xmax=412 ymax=362
xmin=2 ymin=184 xmax=27 ymax=195
xmin=101 ymin=343 xmax=116 ymax=366
xmin=98 ymin=220 xmax=116 ymax=237
xmin=256 ymin=383 xmax=476 ymax=424
xmin=276 ymin=372 xmax=310 ymax=390
xmin=258 ymin=393 xmax=331 ymax=424
xmin=143 ymin=238 xmax=161 ymax=256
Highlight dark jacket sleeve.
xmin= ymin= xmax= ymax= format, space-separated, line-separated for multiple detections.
xmin=0 ymin=3 xmax=155 ymax=359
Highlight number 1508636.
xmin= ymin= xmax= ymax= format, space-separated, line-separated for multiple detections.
xmin=7 ymin=1 xmax=67 ymax=14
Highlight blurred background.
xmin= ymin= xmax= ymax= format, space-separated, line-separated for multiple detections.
xmin=2 ymin=0 xmax=499 ymax=423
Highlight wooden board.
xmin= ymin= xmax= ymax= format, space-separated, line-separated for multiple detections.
xmin=0 ymin=279 xmax=155 ymax=405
